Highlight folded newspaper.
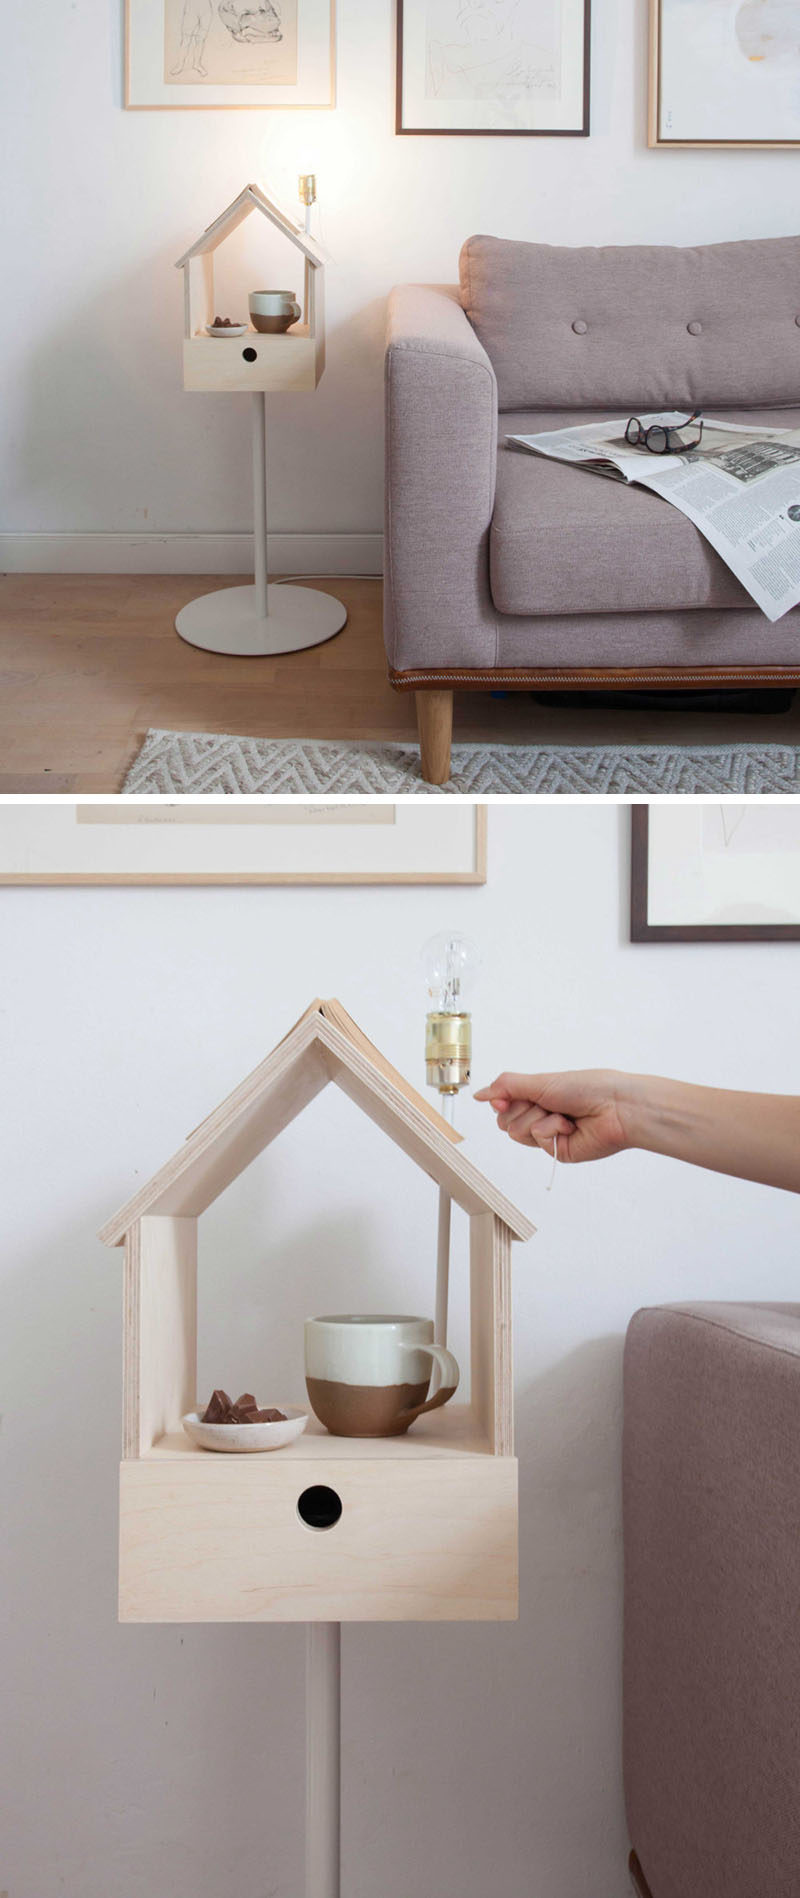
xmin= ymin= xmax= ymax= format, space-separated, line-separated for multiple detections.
xmin=507 ymin=415 xmax=800 ymax=623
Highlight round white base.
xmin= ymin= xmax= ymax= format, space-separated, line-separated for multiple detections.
xmin=175 ymin=583 xmax=348 ymax=657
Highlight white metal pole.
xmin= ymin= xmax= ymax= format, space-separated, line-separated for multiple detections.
xmin=306 ymin=1622 xmax=341 ymax=1898
xmin=435 ymin=1093 xmax=455 ymax=1348
xmin=252 ymin=392 xmax=269 ymax=620
xmin=435 ymin=1187 xmax=451 ymax=1348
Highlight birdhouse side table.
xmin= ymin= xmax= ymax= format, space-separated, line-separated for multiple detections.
xmin=100 ymin=1001 xmax=534 ymax=1898
xmin=174 ymin=184 xmax=346 ymax=657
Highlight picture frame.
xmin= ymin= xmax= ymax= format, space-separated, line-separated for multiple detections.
xmin=648 ymin=0 xmax=800 ymax=149
xmin=396 ymin=0 xmax=590 ymax=137
xmin=125 ymin=0 xmax=335 ymax=110
xmin=0 ymin=802 xmax=487 ymax=886
xmin=630 ymin=805 xmax=800 ymax=942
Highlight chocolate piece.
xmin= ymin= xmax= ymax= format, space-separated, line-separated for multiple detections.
xmin=201 ymin=1389 xmax=286 ymax=1425
xmin=230 ymin=1392 xmax=259 ymax=1422
xmin=203 ymin=1388 xmax=233 ymax=1423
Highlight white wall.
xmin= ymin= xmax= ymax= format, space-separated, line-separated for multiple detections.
xmin=3 ymin=0 xmax=800 ymax=568
xmin=3 ymin=801 xmax=800 ymax=1898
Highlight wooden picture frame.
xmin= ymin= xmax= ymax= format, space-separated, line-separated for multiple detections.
xmin=648 ymin=0 xmax=800 ymax=149
xmin=125 ymin=0 xmax=336 ymax=110
xmin=0 ymin=802 xmax=487 ymax=886
xmin=396 ymin=0 xmax=590 ymax=137
xmin=631 ymin=805 xmax=800 ymax=942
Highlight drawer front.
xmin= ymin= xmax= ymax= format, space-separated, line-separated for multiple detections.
xmin=182 ymin=335 xmax=318 ymax=394
xmin=119 ymin=1456 xmax=518 ymax=1623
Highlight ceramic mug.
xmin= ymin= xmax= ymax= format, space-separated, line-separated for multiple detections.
xmin=249 ymin=290 xmax=301 ymax=333
xmin=305 ymin=1314 xmax=460 ymax=1438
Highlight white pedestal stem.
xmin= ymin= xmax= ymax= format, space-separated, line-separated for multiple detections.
xmin=252 ymin=393 xmax=268 ymax=619
xmin=306 ymin=1622 xmax=341 ymax=1898
xmin=174 ymin=394 xmax=347 ymax=657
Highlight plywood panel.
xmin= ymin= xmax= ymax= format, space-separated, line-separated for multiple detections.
xmin=183 ymin=332 xmax=319 ymax=394
xmin=100 ymin=1008 xmax=533 ymax=1247
xmin=470 ymin=1211 xmax=494 ymax=1450
xmin=135 ymin=1216 xmax=197 ymax=1453
xmin=147 ymin=1405 xmax=489 ymax=1461
xmin=122 ymin=1223 xmax=141 ymax=1459
xmin=469 ymin=1213 xmax=514 ymax=1456
xmin=493 ymin=1219 xmax=514 ymax=1457
xmin=100 ymin=1027 xmax=331 ymax=1242
xmin=186 ymin=255 xmax=215 ymax=337
xmin=119 ymin=1453 xmax=518 ymax=1621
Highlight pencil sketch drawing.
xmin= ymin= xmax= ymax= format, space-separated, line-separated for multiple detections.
xmin=164 ymin=0 xmax=298 ymax=84
xmin=425 ymin=0 xmax=561 ymax=102
xmin=169 ymin=0 xmax=213 ymax=74
xmin=218 ymin=0 xmax=283 ymax=44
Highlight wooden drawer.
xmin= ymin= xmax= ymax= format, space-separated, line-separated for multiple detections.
xmin=119 ymin=1453 xmax=518 ymax=1623
xmin=182 ymin=330 xmax=321 ymax=394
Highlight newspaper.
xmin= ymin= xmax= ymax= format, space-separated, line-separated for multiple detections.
xmin=506 ymin=414 xmax=800 ymax=623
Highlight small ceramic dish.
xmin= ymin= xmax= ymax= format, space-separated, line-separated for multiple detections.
xmin=182 ymin=1405 xmax=309 ymax=1453
xmin=205 ymin=323 xmax=248 ymax=339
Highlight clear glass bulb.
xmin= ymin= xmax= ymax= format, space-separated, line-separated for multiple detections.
xmin=421 ymin=932 xmax=480 ymax=1096
xmin=421 ymin=932 xmax=480 ymax=1015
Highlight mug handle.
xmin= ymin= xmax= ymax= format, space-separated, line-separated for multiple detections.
xmin=397 ymin=1342 xmax=460 ymax=1425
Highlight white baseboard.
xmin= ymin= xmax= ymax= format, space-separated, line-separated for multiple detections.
xmin=0 ymin=531 xmax=384 ymax=577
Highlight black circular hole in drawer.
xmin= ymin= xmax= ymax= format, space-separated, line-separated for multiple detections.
xmin=242 ymin=346 xmax=257 ymax=362
xmin=297 ymin=1484 xmax=342 ymax=1531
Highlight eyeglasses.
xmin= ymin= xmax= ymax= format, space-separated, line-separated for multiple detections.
xmin=624 ymin=411 xmax=703 ymax=455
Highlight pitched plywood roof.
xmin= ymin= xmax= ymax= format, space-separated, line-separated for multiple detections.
xmin=99 ymin=1000 xmax=534 ymax=1247
xmin=175 ymin=182 xmax=325 ymax=271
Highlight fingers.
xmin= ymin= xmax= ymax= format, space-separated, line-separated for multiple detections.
xmin=506 ymin=1107 xmax=574 ymax=1144
xmin=475 ymin=1072 xmax=544 ymax=1104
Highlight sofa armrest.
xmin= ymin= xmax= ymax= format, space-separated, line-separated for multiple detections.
xmin=384 ymin=285 xmax=500 ymax=675
xmin=624 ymin=1301 xmax=800 ymax=1898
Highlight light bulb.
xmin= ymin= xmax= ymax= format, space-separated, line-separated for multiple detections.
xmin=421 ymin=931 xmax=480 ymax=1096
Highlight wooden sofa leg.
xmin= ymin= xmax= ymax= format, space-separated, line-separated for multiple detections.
xmin=416 ymin=690 xmax=453 ymax=785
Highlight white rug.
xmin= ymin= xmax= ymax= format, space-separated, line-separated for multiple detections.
xmin=122 ymin=729 xmax=800 ymax=795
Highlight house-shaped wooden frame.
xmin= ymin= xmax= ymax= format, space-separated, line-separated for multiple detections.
xmin=100 ymin=1001 xmax=534 ymax=1624
xmin=175 ymin=182 xmax=325 ymax=394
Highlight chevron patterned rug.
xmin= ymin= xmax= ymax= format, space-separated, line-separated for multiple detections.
xmin=122 ymin=729 xmax=800 ymax=795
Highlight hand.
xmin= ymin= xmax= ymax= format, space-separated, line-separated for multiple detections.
xmin=474 ymin=1070 xmax=632 ymax=1165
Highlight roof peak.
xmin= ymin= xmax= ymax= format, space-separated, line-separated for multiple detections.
xmin=99 ymin=998 xmax=534 ymax=1248
xmin=175 ymin=180 xmax=326 ymax=271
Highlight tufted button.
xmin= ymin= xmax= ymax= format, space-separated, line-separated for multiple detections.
xmin=687 ymin=320 xmax=702 ymax=336
xmin=795 ymin=314 xmax=800 ymax=327
xmin=572 ymin=318 xmax=588 ymax=335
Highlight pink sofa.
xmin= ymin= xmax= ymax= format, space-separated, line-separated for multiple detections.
xmin=624 ymin=1302 xmax=800 ymax=1897
xmin=385 ymin=234 xmax=800 ymax=782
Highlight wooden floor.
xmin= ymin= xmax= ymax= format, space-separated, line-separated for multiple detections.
xmin=2 ymin=573 xmax=799 ymax=793
xmin=0 ymin=576 xmax=396 ymax=792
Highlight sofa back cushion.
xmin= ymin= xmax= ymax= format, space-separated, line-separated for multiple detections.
xmin=459 ymin=233 xmax=800 ymax=411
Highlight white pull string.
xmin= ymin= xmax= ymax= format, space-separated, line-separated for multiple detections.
xmin=545 ymin=1131 xmax=559 ymax=1192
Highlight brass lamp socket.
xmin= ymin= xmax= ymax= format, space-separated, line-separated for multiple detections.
xmin=425 ymin=1011 xmax=471 ymax=1095
xmin=299 ymin=173 xmax=317 ymax=208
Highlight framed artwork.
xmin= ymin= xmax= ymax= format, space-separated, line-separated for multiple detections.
xmin=631 ymin=805 xmax=800 ymax=942
xmin=125 ymin=0 xmax=335 ymax=109
xmin=396 ymin=0 xmax=590 ymax=136
xmin=0 ymin=802 xmax=487 ymax=886
xmin=648 ymin=0 xmax=800 ymax=148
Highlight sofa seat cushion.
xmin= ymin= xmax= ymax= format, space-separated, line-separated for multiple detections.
xmin=491 ymin=407 xmax=800 ymax=618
